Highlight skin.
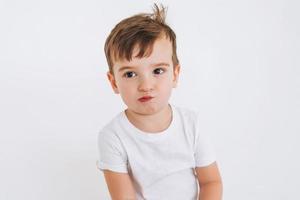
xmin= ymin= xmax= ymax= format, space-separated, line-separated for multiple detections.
xmin=105 ymin=35 xmax=223 ymax=200
xmin=196 ymin=162 xmax=223 ymax=200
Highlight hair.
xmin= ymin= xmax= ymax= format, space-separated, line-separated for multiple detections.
xmin=104 ymin=3 xmax=179 ymax=74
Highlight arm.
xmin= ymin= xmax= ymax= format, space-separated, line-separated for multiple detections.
xmin=195 ymin=162 xmax=223 ymax=200
xmin=103 ymin=170 xmax=137 ymax=200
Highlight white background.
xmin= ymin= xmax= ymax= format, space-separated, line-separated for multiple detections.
xmin=1 ymin=0 xmax=299 ymax=199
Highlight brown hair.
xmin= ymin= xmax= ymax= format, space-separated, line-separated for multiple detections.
xmin=104 ymin=3 xmax=179 ymax=74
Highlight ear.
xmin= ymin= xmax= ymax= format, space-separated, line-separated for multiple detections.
xmin=107 ymin=71 xmax=119 ymax=94
xmin=172 ymin=64 xmax=180 ymax=88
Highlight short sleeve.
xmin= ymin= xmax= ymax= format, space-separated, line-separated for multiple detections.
xmin=96 ymin=130 xmax=128 ymax=173
xmin=194 ymin=114 xmax=217 ymax=167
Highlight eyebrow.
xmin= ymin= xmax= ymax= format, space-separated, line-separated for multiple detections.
xmin=118 ymin=62 xmax=170 ymax=72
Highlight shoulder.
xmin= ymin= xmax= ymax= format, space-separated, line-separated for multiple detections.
xmin=172 ymin=104 xmax=207 ymax=143
xmin=172 ymin=104 xmax=202 ymax=142
xmin=98 ymin=111 xmax=125 ymax=144
xmin=173 ymin=104 xmax=200 ymax=128
xmin=97 ymin=111 xmax=128 ymax=162
xmin=97 ymin=111 xmax=129 ymax=173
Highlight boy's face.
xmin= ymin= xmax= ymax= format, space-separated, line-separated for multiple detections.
xmin=107 ymin=36 xmax=180 ymax=116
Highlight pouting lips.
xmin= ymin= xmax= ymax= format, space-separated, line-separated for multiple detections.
xmin=138 ymin=96 xmax=153 ymax=102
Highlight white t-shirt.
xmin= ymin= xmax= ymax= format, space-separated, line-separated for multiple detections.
xmin=97 ymin=104 xmax=216 ymax=200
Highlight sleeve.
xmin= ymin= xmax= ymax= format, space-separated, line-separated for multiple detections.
xmin=96 ymin=130 xmax=128 ymax=173
xmin=194 ymin=113 xmax=217 ymax=167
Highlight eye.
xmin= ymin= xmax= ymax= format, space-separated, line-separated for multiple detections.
xmin=123 ymin=71 xmax=137 ymax=78
xmin=153 ymin=68 xmax=165 ymax=75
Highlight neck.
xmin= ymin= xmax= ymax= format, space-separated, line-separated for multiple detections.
xmin=125 ymin=104 xmax=172 ymax=133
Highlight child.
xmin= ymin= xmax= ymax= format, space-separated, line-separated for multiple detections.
xmin=97 ymin=4 xmax=222 ymax=200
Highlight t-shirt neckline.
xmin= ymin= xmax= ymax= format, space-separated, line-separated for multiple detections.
xmin=119 ymin=104 xmax=176 ymax=141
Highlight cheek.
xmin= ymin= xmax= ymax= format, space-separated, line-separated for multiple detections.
xmin=157 ymin=79 xmax=173 ymax=96
xmin=159 ymin=75 xmax=174 ymax=88
xmin=118 ymin=81 xmax=135 ymax=94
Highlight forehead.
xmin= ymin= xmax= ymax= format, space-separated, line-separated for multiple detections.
xmin=114 ymin=37 xmax=173 ymax=70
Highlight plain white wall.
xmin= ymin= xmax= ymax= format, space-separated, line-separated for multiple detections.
xmin=1 ymin=0 xmax=299 ymax=199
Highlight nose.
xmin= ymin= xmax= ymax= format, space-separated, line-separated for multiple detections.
xmin=138 ymin=75 xmax=154 ymax=92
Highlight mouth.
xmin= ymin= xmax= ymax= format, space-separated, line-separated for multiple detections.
xmin=138 ymin=96 xmax=153 ymax=102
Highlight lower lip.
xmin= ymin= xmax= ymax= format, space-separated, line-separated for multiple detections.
xmin=138 ymin=97 xmax=153 ymax=102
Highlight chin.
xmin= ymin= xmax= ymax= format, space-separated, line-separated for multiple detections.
xmin=128 ymin=105 xmax=157 ymax=116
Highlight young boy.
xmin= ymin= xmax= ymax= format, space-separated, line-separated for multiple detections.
xmin=97 ymin=4 xmax=222 ymax=200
